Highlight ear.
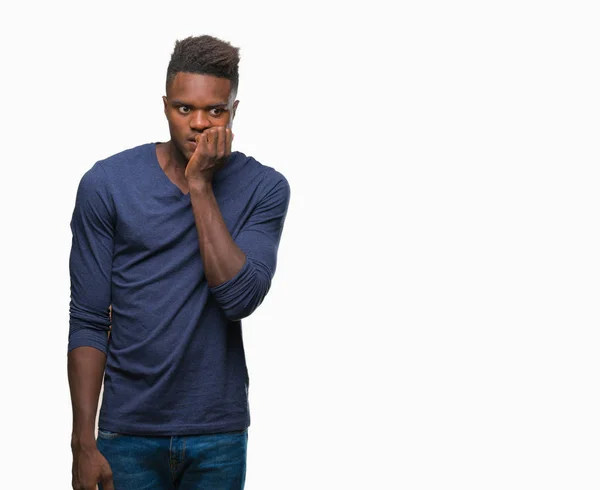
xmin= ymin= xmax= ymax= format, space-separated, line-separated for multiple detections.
xmin=232 ymin=100 xmax=239 ymax=120
xmin=162 ymin=96 xmax=168 ymax=115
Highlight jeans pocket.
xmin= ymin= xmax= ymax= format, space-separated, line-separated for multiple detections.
xmin=97 ymin=428 xmax=122 ymax=440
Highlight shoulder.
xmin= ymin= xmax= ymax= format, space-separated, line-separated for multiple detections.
xmin=78 ymin=143 xmax=155 ymax=193
xmin=76 ymin=143 xmax=153 ymax=200
xmin=94 ymin=143 xmax=154 ymax=174
xmin=229 ymin=151 xmax=290 ymax=196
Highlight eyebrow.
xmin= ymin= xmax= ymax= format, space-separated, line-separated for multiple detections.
xmin=170 ymin=99 xmax=229 ymax=109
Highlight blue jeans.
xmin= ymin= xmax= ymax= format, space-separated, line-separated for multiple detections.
xmin=96 ymin=428 xmax=248 ymax=489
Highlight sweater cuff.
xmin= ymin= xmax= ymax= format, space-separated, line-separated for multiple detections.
xmin=68 ymin=328 xmax=109 ymax=355
xmin=209 ymin=258 xmax=255 ymax=318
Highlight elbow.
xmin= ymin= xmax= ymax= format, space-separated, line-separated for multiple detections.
xmin=223 ymin=282 xmax=270 ymax=322
xmin=213 ymin=262 xmax=273 ymax=321
xmin=68 ymin=323 xmax=110 ymax=354
xmin=68 ymin=304 xmax=111 ymax=354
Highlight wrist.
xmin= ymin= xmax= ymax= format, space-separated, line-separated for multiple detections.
xmin=188 ymin=179 xmax=214 ymax=195
xmin=71 ymin=432 xmax=97 ymax=451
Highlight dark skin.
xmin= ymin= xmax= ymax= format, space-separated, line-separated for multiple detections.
xmin=157 ymin=72 xmax=246 ymax=287
xmin=69 ymin=347 xmax=114 ymax=490
xmin=69 ymin=72 xmax=246 ymax=489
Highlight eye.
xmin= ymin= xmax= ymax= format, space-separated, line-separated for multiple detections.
xmin=177 ymin=106 xmax=191 ymax=115
xmin=210 ymin=108 xmax=225 ymax=117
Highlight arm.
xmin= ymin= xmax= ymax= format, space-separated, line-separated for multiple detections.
xmin=207 ymin=177 xmax=290 ymax=320
xmin=185 ymin=127 xmax=291 ymax=320
xmin=68 ymin=347 xmax=106 ymax=449
xmin=68 ymin=163 xmax=115 ymax=490
xmin=189 ymin=180 xmax=246 ymax=288
xmin=68 ymin=348 xmax=114 ymax=490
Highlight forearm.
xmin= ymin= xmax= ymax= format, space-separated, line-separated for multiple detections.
xmin=189 ymin=181 xmax=246 ymax=288
xmin=68 ymin=346 xmax=106 ymax=449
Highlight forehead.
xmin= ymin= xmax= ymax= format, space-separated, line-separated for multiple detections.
xmin=167 ymin=72 xmax=232 ymax=103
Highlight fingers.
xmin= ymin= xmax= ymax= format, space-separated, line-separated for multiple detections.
xmin=101 ymin=473 xmax=115 ymax=490
xmin=216 ymin=127 xmax=227 ymax=158
xmin=204 ymin=128 xmax=218 ymax=156
xmin=194 ymin=132 xmax=209 ymax=154
xmin=202 ymin=127 xmax=231 ymax=159
xmin=225 ymin=128 xmax=233 ymax=155
xmin=186 ymin=126 xmax=233 ymax=182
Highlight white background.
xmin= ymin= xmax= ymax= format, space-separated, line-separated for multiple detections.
xmin=1 ymin=0 xmax=599 ymax=488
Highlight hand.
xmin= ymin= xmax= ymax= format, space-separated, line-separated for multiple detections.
xmin=185 ymin=126 xmax=233 ymax=185
xmin=72 ymin=446 xmax=114 ymax=490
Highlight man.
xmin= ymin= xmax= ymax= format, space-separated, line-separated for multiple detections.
xmin=68 ymin=35 xmax=290 ymax=490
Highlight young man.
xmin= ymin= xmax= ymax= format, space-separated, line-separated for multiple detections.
xmin=68 ymin=35 xmax=290 ymax=490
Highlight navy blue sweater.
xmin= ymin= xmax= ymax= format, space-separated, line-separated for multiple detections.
xmin=68 ymin=143 xmax=290 ymax=436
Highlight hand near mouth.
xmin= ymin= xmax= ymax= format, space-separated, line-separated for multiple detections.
xmin=184 ymin=126 xmax=233 ymax=185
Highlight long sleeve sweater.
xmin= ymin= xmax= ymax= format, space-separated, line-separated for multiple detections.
xmin=68 ymin=142 xmax=290 ymax=436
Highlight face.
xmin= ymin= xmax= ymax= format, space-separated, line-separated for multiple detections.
xmin=163 ymin=72 xmax=239 ymax=162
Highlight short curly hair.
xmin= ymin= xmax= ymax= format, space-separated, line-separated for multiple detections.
xmin=166 ymin=35 xmax=240 ymax=95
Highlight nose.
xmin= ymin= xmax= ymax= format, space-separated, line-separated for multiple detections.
xmin=190 ymin=110 xmax=211 ymax=131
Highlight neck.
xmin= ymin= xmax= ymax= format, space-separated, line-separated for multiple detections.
xmin=158 ymin=141 xmax=188 ymax=172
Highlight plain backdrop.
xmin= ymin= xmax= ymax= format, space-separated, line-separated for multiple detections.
xmin=1 ymin=0 xmax=599 ymax=488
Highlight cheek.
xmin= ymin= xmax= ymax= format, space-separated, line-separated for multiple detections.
xmin=167 ymin=118 xmax=186 ymax=137
xmin=220 ymin=114 xmax=233 ymax=129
